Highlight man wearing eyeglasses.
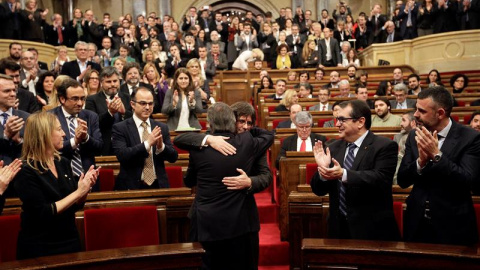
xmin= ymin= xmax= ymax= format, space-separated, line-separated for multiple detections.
xmin=0 ymin=74 xmax=29 ymax=168
xmin=50 ymin=78 xmax=103 ymax=187
xmin=310 ymin=100 xmax=400 ymax=241
xmin=276 ymin=111 xmax=326 ymax=169
xmin=112 ymin=87 xmax=178 ymax=190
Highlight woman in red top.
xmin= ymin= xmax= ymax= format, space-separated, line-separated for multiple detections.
xmin=227 ymin=16 xmax=240 ymax=64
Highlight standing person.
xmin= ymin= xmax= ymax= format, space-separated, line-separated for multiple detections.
xmin=0 ymin=159 xmax=22 ymax=214
xmin=0 ymin=0 xmax=22 ymax=39
xmin=112 ymin=87 xmax=178 ymax=190
xmin=161 ymin=68 xmax=203 ymax=131
xmin=310 ymin=100 xmax=400 ymax=241
xmin=317 ymin=27 xmax=342 ymax=68
xmin=61 ymin=41 xmax=101 ymax=83
xmin=14 ymin=111 xmax=99 ymax=259
xmin=19 ymin=0 xmax=48 ymax=42
xmin=180 ymin=102 xmax=273 ymax=270
xmin=398 ymin=87 xmax=480 ymax=245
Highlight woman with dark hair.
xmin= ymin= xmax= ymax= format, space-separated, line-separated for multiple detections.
xmin=342 ymin=48 xmax=360 ymax=67
xmin=196 ymin=29 xmax=208 ymax=47
xmin=355 ymin=70 xmax=369 ymax=88
xmin=294 ymin=71 xmax=310 ymax=88
xmin=161 ymin=68 xmax=203 ymax=130
xmin=35 ymin=72 xmax=56 ymax=107
xmin=375 ymin=80 xmax=393 ymax=96
xmin=450 ymin=74 xmax=469 ymax=94
xmin=417 ymin=0 xmax=436 ymax=36
xmin=257 ymin=75 xmax=274 ymax=93
xmin=15 ymin=112 xmax=98 ymax=259
xmin=275 ymin=44 xmax=293 ymax=70
xmin=426 ymin=69 xmax=443 ymax=87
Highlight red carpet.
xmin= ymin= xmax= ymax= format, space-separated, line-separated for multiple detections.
xmin=255 ymin=191 xmax=289 ymax=268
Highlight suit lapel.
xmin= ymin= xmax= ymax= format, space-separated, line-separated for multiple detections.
xmin=351 ymin=131 xmax=374 ymax=170
xmin=127 ymin=118 xmax=142 ymax=145
xmin=333 ymin=141 xmax=347 ymax=168
xmin=440 ymin=120 xmax=459 ymax=158
xmin=56 ymin=108 xmax=71 ymax=140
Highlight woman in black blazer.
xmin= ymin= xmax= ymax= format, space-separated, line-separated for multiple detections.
xmin=14 ymin=112 xmax=98 ymax=260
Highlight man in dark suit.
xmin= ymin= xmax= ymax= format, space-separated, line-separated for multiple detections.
xmin=397 ymin=0 xmax=419 ymax=39
xmin=267 ymin=79 xmax=287 ymax=100
xmin=277 ymin=104 xmax=302 ymax=129
xmin=0 ymin=74 xmax=29 ymax=166
xmin=19 ymin=51 xmax=46 ymax=95
xmin=379 ymin=21 xmax=403 ymax=43
xmin=112 ymin=87 xmax=178 ymax=190
xmin=50 ymin=79 xmax=103 ymax=184
xmin=367 ymin=4 xmax=388 ymax=44
xmin=178 ymin=102 xmax=273 ymax=270
xmin=398 ymin=87 xmax=480 ymax=245
xmin=61 ymin=41 xmax=101 ymax=83
xmin=0 ymin=0 xmax=22 ymax=39
xmin=27 ymin=48 xmax=48 ymax=71
xmin=318 ymin=27 xmax=342 ymax=68
xmin=209 ymin=42 xmax=228 ymax=71
xmin=286 ymin=24 xmax=306 ymax=58
xmin=0 ymin=59 xmax=39 ymax=114
xmin=208 ymin=12 xmax=228 ymax=44
xmin=119 ymin=62 xmax=160 ymax=113
xmin=97 ymin=37 xmax=118 ymax=67
xmin=45 ymin=13 xmax=68 ymax=47
xmin=277 ymin=111 xmax=327 ymax=168
xmin=390 ymin=83 xmax=416 ymax=109
xmin=311 ymin=100 xmax=400 ymax=241
xmin=433 ymin=0 xmax=459 ymax=33
xmin=165 ymin=44 xmax=186 ymax=78
xmin=85 ymin=67 xmax=132 ymax=156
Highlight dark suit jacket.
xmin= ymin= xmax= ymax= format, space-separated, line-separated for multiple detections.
xmin=184 ymin=130 xmax=273 ymax=242
xmin=119 ymin=83 xmax=160 ymax=113
xmin=276 ymin=133 xmax=327 ymax=169
xmin=164 ymin=56 xmax=187 ymax=78
xmin=286 ymin=34 xmax=306 ymax=54
xmin=310 ymin=131 xmax=401 ymax=241
xmin=44 ymin=24 xmax=68 ymax=47
xmin=379 ymin=29 xmax=403 ymax=43
xmin=397 ymin=4 xmax=419 ymax=38
xmin=60 ymin=60 xmax=101 ymax=81
xmin=85 ymin=91 xmax=132 ymax=155
xmin=0 ymin=109 xmax=29 ymax=165
xmin=112 ymin=118 xmax=178 ymax=190
xmin=50 ymin=107 xmax=103 ymax=173
xmin=17 ymin=88 xmax=40 ymax=113
xmin=390 ymin=99 xmax=416 ymax=109
xmin=276 ymin=119 xmax=293 ymax=129
xmin=367 ymin=14 xmax=388 ymax=43
xmin=432 ymin=1 xmax=459 ymax=33
xmin=173 ymin=129 xmax=272 ymax=194
xmin=0 ymin=2 xmax=21 ymax=39
xmin=398 ymin=121 xmax=480 ymax=245
xmin=318 ymin=38 xmax=341 ymax=66
xmin=14 ymin=158 xmax=82 ymax=259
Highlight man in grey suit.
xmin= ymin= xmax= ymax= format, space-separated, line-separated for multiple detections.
xmin=310 ymin=88 xmax=332 ymax=112
xmin=390 ymin=83 xmax=416 ymax=109
xmin=318 ymin=27 xmax=342 ymax=68
xmin=209 ymin=42 xmax=228 ymax=70
xmin=236 ymin=23 xmax=258 ymax=54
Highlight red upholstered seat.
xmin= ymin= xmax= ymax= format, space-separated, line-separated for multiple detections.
xmin=84 ymin=206 xmax=159 ymax=251
xmin=305 ymin=163 xmax=318 ymax=185
xmin=318 ymin=118 xmax=333 ymax=128
xmin=268 ymin=106 xmax=276 ymax=113
xmin=451 ymin=115 xmax=460 ymax=122
xmin=273 ymin=118 xmax=288 ymax=129
xmin=474 ymin=204 xmax=480 ymax=237
xmin=98 ymin=168 xmax=115 ymax=192
xmin=393 ymin=201 xmax=403 ymax=237
xmin=0 ymin=214 xmax=21 ymax=262
xmin=464 ymin=114 xmax=472 ymax=124
xmin=199 ymin=120 xmax=207 ymax=130
xmin=166 ymin=166 xmax=183 ymax=188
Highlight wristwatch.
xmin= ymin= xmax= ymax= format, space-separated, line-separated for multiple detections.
xmin=433 ymin=151 xmax=443 ymax=163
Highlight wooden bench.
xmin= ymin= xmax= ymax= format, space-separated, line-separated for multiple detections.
xmin=301 ymin=238 xmax=480 ymax=270
xmin=0 ymin=242 xmax=204 ymax=270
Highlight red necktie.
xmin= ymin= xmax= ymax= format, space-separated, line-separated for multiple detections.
xmin=57 ymin=26 xmax=63 ymax=44
xmin=322 ymin=105 xmax=326 ymax=111
xmin=300 ymin=140 xmax=306 ymax=152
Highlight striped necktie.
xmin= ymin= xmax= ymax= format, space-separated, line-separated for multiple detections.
xmin=68 ymin=116 xmax=83 ymax=177
xmin=339 ymin=143 xmax=356 ymax=216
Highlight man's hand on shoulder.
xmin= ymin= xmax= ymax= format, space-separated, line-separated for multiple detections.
xmin=207 ymin=135 xmax=236 ymax=156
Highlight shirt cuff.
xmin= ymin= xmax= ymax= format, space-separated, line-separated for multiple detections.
xmin=341 ymin=169 xmax=347 ymax=182
xmin=144 ymin=141 xmax=150 ymax=151
xmin=155 ymin=143 xmax=165 ymax=155
xmin=70 ymin=137 xmax=78 ymax=149
xmin=416 ymin=159 xmax=423 ymax=175
xmin=201 ymin=135 xmax=210 ymax=148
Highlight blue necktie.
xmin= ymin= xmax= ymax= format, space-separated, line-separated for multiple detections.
xmin=340 ymin=143 xmax=356 ymax=216
xmin=1 ymin=113 xmax=8 ymax=126
xmin=68 ymin=116 xmax=83 ymax=177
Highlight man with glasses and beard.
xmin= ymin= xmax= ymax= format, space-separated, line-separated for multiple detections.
xmin=85 ymin=67 xmax=132 ymax=155
xmin=310 ymin=100 xmax=400 ymax=241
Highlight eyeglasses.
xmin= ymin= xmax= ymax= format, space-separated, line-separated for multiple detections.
xmin=66 ymin=96 xmax=86 ymax=102
xmin=133 ymin=100 xmax=154 ymax=107
xmin=89 ymin=77 xmax=99 ymax=81
xmin=297 ymin=125 xmax=312 ymax=131
xmin=238 ymin=119 xmax=253 ymax=126
xmin=336 ymin=117 xmax=358 ymax=124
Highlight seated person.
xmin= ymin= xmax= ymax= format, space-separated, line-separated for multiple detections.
xmin=277 ymin=104 xmax=302 ymax=129
xmin=298 ymin=83 xmax=313 ymax=98
xmin=310 ymin=88 xmax=331 ymax=111
xmin=371 ymin=97 xmax=401 ymax=127
xmin=275 ymin=89 xmax=299 ymax=112
xmin=323 ymin=100 xmax=343 ymax=127
xmin=276 ymin=111 xmax=327 ymax=168
xmin=469 ymin=111 xmax=480 ymax=132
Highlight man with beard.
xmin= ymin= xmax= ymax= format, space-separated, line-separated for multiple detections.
xmin=209 ymin=12 xmax=228 ymax=44
xmin=236 ymin=23 xmax=258 ymax=54
xmin=85 ymin=67 xmax=132 ymax=155
xmin=119 ymin=62 xmax=159 ymax=113
xmin=393 ymin=112 xmax=416 ymax=184
xmin=347 ymin=65 xmax=357 ymax=81
xmin=0 ymin=59 xmax=39 ymax=113
xmin=398 ymin=87 xmax=480 ymax=245
xmin=324 ymin=71 xmax=341 ymax=89
xmin=6 ymin=42 xmax=22 ymax=64
xmin=371 ymin=97 xmax=401 ymax=127
xmin=407 ymin=73 xmax=422 ymax=95
xmin=469 ymin=111 xmax=480 ymax=132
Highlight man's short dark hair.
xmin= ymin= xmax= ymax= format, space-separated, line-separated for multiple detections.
xmin=469 ymin=111 xmax=480 ymax=125
xmin=231 ymin=101 xmax=256 ymax=126
xmin=407 ymin=73 xmax=420 ymax=81
xmin=122 ymin=62 xmax=141 ymax=79
xmin=404 ymin=111 xmax=416 ymax=123
xmin=276 ymin=79 xmax=286 ymax=85
xmin=100 ymin=66 xmax=121 ymax=81
xmin=355 ymin=85 xmax=367 ymax=94
xmin=418 ymin=87 xmax=454 ymax=117
xmin=57 ymin=78 xmax=82 ymax=100
xmin=374 ymin=97 xmax=391 ymax=110
xmin=339 ymin=100 xmax=372 ymax=129
xmin=0 ymin=59 xmax=21 ymax=73
xmin=9 ymin=42 xmax=22 ymax=50
xmin=27 ymin=48 xmax=38 ymax=54
xmin=207 ymin=102 xmax=236 ymax=133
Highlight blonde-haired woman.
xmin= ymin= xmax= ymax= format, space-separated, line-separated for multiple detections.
xmin=14 ymin=112 xmax=98 ymax=259
xmin=301 ymin=40 xmax=318 ymax=68
xmin=186 ymin=58 xmax=209 ymax=103
xmin=51 ymin=46 xmax=70 ymax=75
xmin=275 ymin=89 xmax=299 ymax=111
xmin=161 ymin=68 xmax=203 ymax=130
xmin=143 ymin=62 xmax=168 ymax=110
